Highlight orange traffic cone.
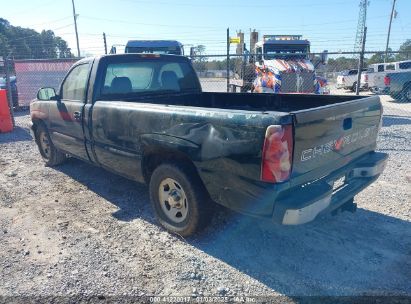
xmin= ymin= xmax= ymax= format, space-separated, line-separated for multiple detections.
xmin=0 ymin=89 xmax=13 ymax=133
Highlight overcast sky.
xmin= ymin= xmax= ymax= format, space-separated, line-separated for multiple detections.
xmin=2 ymin=0 xmax=410 ymax=56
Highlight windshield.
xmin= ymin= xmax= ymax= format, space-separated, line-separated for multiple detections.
xmin=263 ymin=44 xmax=309 ymax=60
xmin=125 ymin=46 xmax=183 ymax=55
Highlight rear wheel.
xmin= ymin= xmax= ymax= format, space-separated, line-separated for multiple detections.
xmin=35 ymin=124 xmax=67 ymax=166
xmin=351 ymin=82 xmax=357 ymax=92
xmin=149 ymin=162 xmax=214 ymax=236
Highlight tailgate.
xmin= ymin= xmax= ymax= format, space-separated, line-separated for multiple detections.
xmin=290 ymin=95 xmax=382 ymax=185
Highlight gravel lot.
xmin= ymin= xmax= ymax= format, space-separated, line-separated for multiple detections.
xmin=0 ymin=95 xmax=410 ymax=301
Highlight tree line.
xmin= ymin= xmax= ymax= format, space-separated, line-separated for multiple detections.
xmin=0 ymin=18 xmax=73 ymax=60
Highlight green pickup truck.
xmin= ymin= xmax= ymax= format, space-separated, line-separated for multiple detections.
xmin=30 ymin=54 xmax=388 ymax=236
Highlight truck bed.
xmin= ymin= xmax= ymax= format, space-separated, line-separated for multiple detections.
xmin=105 ymin=91 xmax=366 ymax=113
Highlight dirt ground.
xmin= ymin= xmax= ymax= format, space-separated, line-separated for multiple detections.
xmin=0 ymin=96 xmax=410 ymax=302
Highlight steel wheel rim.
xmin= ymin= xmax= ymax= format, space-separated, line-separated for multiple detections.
xmin=158 ymin=178 xmax=188 ymax=223
xmin=39 ymin=132 xmax=51 ymax=158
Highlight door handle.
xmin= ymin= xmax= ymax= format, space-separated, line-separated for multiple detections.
xmin=73 ymin=111 xmax=82 ymax=121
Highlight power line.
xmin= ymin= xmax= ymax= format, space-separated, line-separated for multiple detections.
xmin=118 ymin=0 xmax=360 ymax=8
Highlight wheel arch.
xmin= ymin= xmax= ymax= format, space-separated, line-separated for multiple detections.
xmin=31 ymin=118 xmax=46 ymax=132
xmin=141 ymin=145 xmax=201 ymax=185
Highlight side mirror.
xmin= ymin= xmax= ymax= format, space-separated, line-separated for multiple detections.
xmin=37 ymin=87 xmax=57 ymax=101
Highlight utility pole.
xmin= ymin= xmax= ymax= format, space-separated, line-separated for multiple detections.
xmin=71 ymin=0 xmax=80 ymax=58
xmin=103 ymin=32 xmax=108 ymax=55
xmin=385 ymin=0 xmax=396 ymax=63
xmin=356 ymin=26 xmax=367 ymax=96
xmin=226 ymin=28 xmax=230 ymax=93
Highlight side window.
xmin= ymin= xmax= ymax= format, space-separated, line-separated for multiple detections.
xmin=385 ymin=64 xmax=395 ymax=71
xmin=61 ymin=64 xmax=90 ymax=101
xmin=399 ymin=61 xmax=411 ymax=70
xmin=348 ymin=70 xmax=357 ymax=75
xmin=377 ymin=65 xmax=384 ymax=72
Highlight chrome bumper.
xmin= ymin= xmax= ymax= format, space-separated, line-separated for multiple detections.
xmin=278 ymin=152 xmax=388 ymax=225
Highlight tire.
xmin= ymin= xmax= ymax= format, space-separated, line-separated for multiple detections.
xmin=35 ymin=123 xmax=67 ymax=166
xmin=149 ymin=162 xmax=214 ymax=236
xmin=351 ymin=82 xmax=357 ymax=92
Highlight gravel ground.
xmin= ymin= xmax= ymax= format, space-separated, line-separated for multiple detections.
xmin=0 ymin=97 xmax=410 ymax=301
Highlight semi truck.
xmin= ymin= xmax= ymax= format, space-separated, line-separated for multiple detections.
xmin=231 ymin=35 xmax=329 ymax=94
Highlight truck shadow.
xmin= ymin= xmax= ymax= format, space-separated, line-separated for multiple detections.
xmin=193 ymin=208 xmax=411 ymax=296
xmin=56 ymin=158 xmax=155 ymax=224
xmin=383 ymin=115 xmax=411 ymax=127
xmin=55 ymin=158 xmax=410 ymax=296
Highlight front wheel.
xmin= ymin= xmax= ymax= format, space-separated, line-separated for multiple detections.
xmin=35 ymin=124 xmax=67 ymax=166
xmin=149 ymin=163 xmax=214 ymax=236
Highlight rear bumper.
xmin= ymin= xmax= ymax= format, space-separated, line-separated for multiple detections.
xmin=272 ymin=152 xmax=388 ymax=225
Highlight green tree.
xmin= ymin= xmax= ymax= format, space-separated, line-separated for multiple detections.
xmin=0 ymin=18 xmax=73 ymax=59
xmin=367 ymin=49 xmax=395 ymax=64
xmin=192 ymin=45 xmax=207 ymax=72
xmin=327 ymin=57 xmax=358 ymax=72
xmin=396 ymin=39 xmax=411 ymax=61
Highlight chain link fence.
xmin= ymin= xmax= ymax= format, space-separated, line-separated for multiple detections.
xmin=2 ymin=51 xmax=410 ymax=110
xmin=191 ymin=51 xmax=411 ymax=102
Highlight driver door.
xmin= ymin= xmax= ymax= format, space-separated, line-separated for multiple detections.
xmin=49 ymin=62 xmax=91 ymax=160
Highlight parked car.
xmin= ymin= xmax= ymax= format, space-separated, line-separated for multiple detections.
xmin=0 ymin=76 xmax=18 ymax=108
xmin=336 ymin=69 xmax=368 ymax=91
xmin=30 ymin=54 xmax=388 ymax=236
xmin=367 ymin=60 xmax=411 ymax=94
xmin=383 ymin=71 xmax=411 ymax=101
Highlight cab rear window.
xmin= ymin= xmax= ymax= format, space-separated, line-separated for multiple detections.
xmin=101 ymin=59 xmax=201 ymax=97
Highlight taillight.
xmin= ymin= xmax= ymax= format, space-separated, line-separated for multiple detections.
xmin=364 ymin=74 xmax=368 ymax=82
xmin=261 ymin=125 xmax=294 ymax=183
xmin=384 ymin=75 xmax=390 ymax=86
xmin=342 ymin=77 xmax=345 ymax=82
